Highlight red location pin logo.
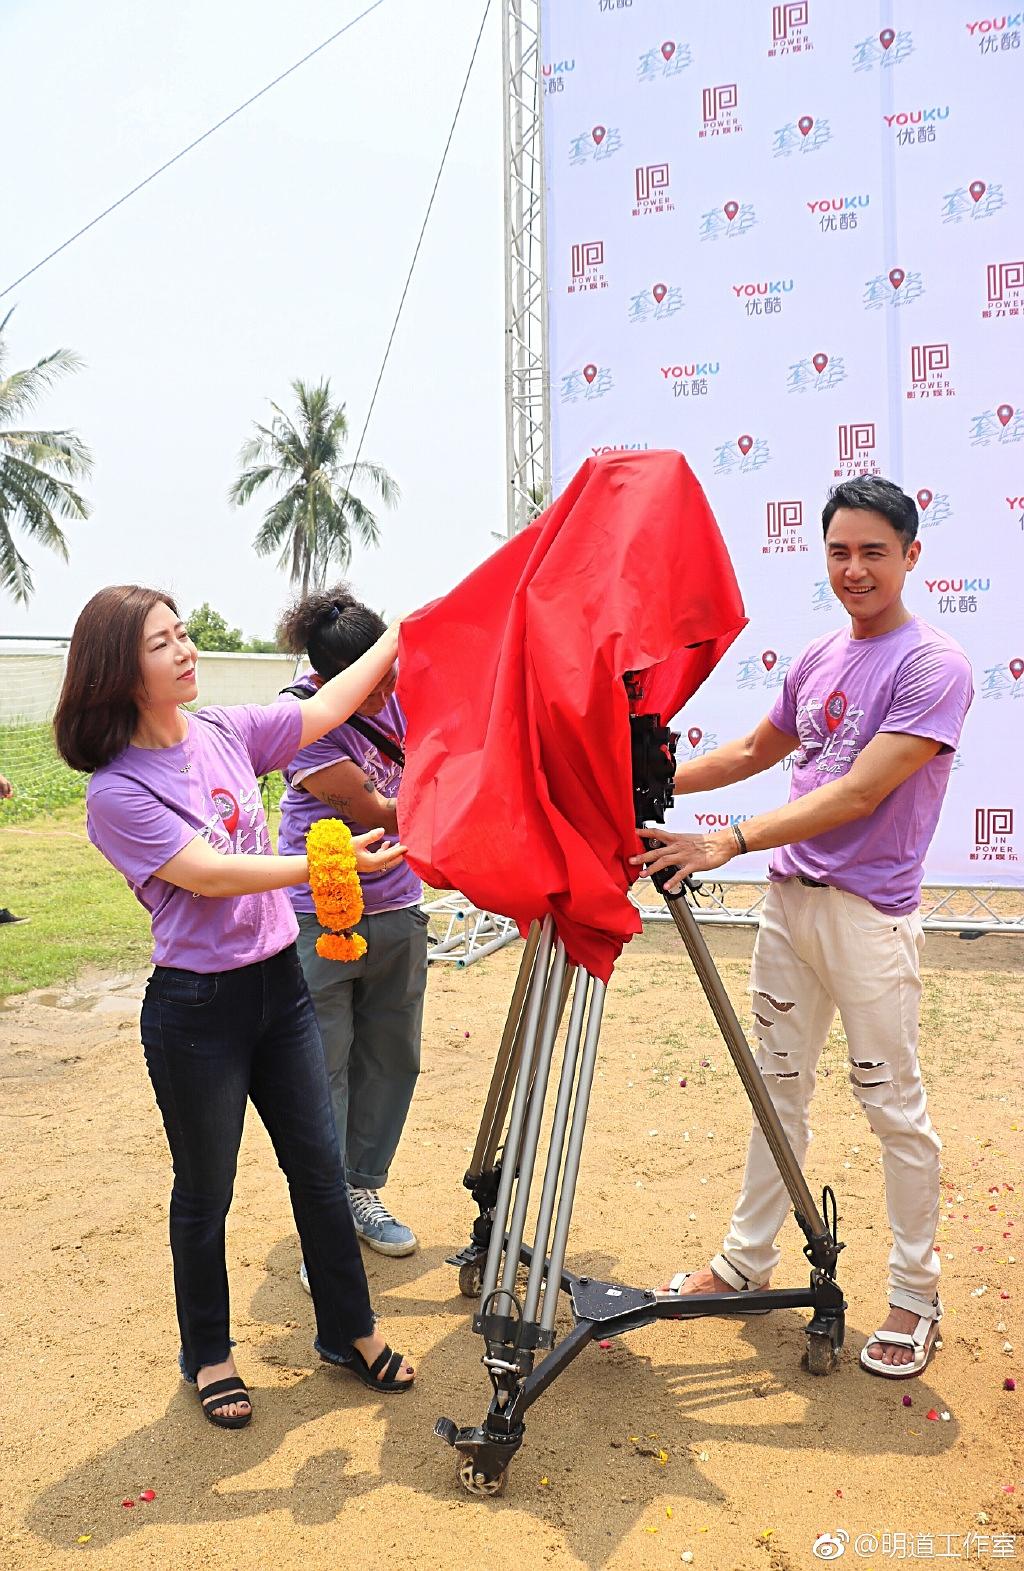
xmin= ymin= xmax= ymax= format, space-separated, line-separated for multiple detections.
xmin=997 ymin=403 xmax=1014 ymax=427
xmin=824 ymin=690 xmax=847 ymax=733
xmin=1010 ymin=658 xmax=1024 ymax=681
xmin=724 ymin=200 xmax=739 ymax=221
xmin=737 ymin=434 xmax=754 ymax=456
xmin=583 ymin=363 xmax=598 ymax=384
xmin=917 ymin=489 xmax=933 ymax=511
xmin=661 ymin=40 xmax=675 ymax=60
xmin=798 ymin=115 xmax=814 ymax=137
xmin=889 ymin=268 xmax=906 ymax=291
xmin=761 ymin=650 xmax=778 ymax=672
xmin=879 ymin=27 xmax=895 ymax=49
xmin=687 ymin=727 xmax=703 ymax=748
xmin=812 ymin=353 xmax=829 ymax=374
xmin=652 ymin=282 xmax=667 ymax=304
xmin=592 ymin=125 xmax=606 ymax=145
xmin=970 ymin=180 xmax=987 ymax=203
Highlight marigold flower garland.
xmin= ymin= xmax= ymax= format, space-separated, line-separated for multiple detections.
xmin=306 ymin=819 xmax=366 ymax=962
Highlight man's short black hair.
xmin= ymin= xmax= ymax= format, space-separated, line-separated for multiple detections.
xmin=821 ymin=476 xmax=918 ymax=550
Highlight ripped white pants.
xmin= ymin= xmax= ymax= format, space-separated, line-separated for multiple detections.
xmin=711 ymin=879 xmax=942 ymax=1320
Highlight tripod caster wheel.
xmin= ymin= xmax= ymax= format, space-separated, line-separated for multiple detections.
xmin=806 ymin=1331 xmax=839 ymax=1376
xmin=456 ymin=1456 xmax=508 ymax=1497
xmin=458 ymin=1261 xmax=484 ymax=1299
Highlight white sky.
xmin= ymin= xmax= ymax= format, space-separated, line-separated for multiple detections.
xmin=1 ymin=0 xmax=505 ymax=640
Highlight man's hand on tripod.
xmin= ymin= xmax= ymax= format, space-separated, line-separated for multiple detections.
xmin=630 ymin=827 xmax=736 ymax=894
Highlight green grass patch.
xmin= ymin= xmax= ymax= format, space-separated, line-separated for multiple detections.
xmin=0 ymin=805 xmax=151 ymax=998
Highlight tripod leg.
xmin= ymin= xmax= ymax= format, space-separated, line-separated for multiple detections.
xmin=664 ymin=887 xmax=829 ymax=1241
xmin=500 ymin=941 xmax=570 ymax=1296
xmin=468 ymin=920 xmax=542 ymax=1178
xmin=540 ymin=977 xmax=607 ymax=1334
xmin=478 ymin=918 xmax=555 ymax=1305
xmin=521 ymin=969 xmax=592 ymax=1323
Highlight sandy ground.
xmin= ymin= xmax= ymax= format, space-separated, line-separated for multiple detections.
xmin=2 ymin=921 xmax=1022 ymax=1571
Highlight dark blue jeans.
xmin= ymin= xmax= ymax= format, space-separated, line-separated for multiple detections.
xmin=140 ymin=943 xmax=375 ymax=1379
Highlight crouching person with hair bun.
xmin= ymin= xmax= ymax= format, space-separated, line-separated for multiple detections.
xmin=53 ymin=586 xmax=415 ymax=1431
xmin=277 ymin=585 xmax=427 ymax=1270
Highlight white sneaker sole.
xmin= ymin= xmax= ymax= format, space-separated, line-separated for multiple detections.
xmin=354 ymin=1229 xmax=418 ymax=1258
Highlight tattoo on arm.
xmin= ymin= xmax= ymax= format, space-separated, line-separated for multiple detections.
xmin=322 ymin=793 xmax=353 ymax=812
xmin=362 ymin=779 xmax=375 ymax=794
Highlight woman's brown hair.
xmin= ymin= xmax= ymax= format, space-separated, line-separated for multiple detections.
xmin=53 ymin=585 xmax=179 ymax=772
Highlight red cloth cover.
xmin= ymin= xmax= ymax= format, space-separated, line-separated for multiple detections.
xmin=397 ymin=450 xmax=747 ymax=981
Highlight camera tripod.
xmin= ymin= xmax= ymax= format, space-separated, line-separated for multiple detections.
xmin=435 ymin=709 xmax=846 ymax=1497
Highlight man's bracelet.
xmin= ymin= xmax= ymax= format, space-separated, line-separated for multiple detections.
xmin=731 ymin=822 xmax=748 ymax=857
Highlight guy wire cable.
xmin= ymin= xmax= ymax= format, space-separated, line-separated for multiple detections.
xmin=320 ymin=0 xmax=494 ymax=587
xmin=0 ymin=1 xmax=388 ymax=300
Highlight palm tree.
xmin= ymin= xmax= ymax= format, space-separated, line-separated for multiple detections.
xmin=229 ymin=379 xmax=398 ymax=596
xmin=0 ymin=309 xmax=92 ymax=604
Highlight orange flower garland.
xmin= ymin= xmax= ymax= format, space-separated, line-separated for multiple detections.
xmin=306 ymin=818 xmax=366 ymax=962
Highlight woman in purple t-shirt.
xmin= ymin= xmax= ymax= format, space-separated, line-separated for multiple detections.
xmin=54 ymin=585 xmax=415 ymax=1430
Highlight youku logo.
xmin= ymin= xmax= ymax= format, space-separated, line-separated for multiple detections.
xmin=769 ymin=2 xmax=813 ymax=58
xmin=907 ymin=343 xmax=955 ymax=403
xmin=808 ymin=194 xmax=869 ymax=235
xmin=853 ymin=29 xmax=914 ymax=69
xmin=633 ymin=164 xmax=674 ymax=217
xmin=699 ymin=200 xmax=758 ymax=241
xmin=885 ymin=106 xmax=950 ymax=129
xmin=637 ymin=39 xmax=691 ymax=82
xmin=981 ymin=658 xmax=1024 ymax=700
xmin=787 ymin=351 xmax=847 ymax=394
xmin=661 ymin=362 xmax=719 ymax=401
xmin=915 ymin=487 xmax=953 ymax=528
xmin=569 ymin=125 xmax=622 ymax=166
xmin=942 ymin=179 xmax=1005 ymax=223
xmin=714 ymin=433 xmax=771 ymax=475
xmin=764 ymin=500 xmax=808 ymax=556
xmin=834 ymin=422 xmax=880 ymax=479
xmin=773 ymin=114 xmax=832 ymax=156
xmin=628 ymin=281 xmax=684 ymax=323
xmin=590 ymin=442 xmax=650 ymax=456
xmin=559 ymin=363 xmax=614 ymax=403
xmin=924 ymin=574 xmax=991 ymax=617
xmin=1008 ymin=493 xmax=1024 ymax=531
xmin=966 ymin=14 xmax=1023 ymax=54
xmin=736 ymin=649 xmax=791 ymax=690
xmin=568 ymin=240 xmax=608 ymax=297
xmin=863 ymin=267 xmax=925 ymax=309
xmin=971 ymin=807 xmax=1017 ymax=866
xmin=734 ymin=278 xmax=793 ymax=319
xmin=700 ymin=83 xmax=742 ymax=138
xmin=983 ymin=259 xmax=1024 ymax=319
xmin=970 ymin=403 xmax=1024 ymax=445
xmin=542 ymin=58 xmax=575 ymax=97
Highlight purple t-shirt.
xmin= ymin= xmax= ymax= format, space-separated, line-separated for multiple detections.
xmin=277 ymin=681 xmax=422 ymax=916
xmin=767 ymin=617 xmax=973 ymax=914
xmin=87 ymin=703 xmax=303 ymax=972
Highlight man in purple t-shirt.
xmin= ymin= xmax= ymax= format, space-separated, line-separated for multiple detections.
xmin=633 ymin=476 xmax=973 ymax=1380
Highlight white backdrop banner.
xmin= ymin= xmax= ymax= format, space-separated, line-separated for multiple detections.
xmin=540 ymin=0 xmax=1024 ymax=888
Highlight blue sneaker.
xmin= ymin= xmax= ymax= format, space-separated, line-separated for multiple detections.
xmin=347 ymin=1185 xmax=417 ymax=1257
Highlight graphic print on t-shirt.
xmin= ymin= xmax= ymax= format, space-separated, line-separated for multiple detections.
xmin=199 ymin=783 xmax=268 ymax=854
xmin=793 ymin=691 xmax=865 ymax=777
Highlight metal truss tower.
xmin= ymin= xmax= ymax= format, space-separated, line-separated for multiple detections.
xmin=502 ymin=0 xmax=550 ymax=537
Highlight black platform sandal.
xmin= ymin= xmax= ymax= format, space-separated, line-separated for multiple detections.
xmin=197 ymin=1375 xmax=253 ymax=1429
xmin=330 ymin=1343 xmax=414 ymax=1393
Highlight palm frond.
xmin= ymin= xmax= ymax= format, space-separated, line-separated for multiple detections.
xmin=0 ymin=513 xmax=34 ymax=605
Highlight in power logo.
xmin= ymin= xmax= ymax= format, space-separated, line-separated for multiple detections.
xmin=773 ymin=2 xmax=809 ymax=40
xmin=636 ymin=163 xmax=671 ymax=200
xmin=838 ymin=422 xmax=876 ymax=461
xmin=911 ymin=343 xmax=950 ymax=383
xmin=571 ymin=241 xmax=604 ymax=278
xmin=976 ymin=807 xmax=1014 ymax=844
xmin=703 ymin=84 xmax=738 ymax=121
xmin=766 ymin=500 xmax=803 ymax=537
